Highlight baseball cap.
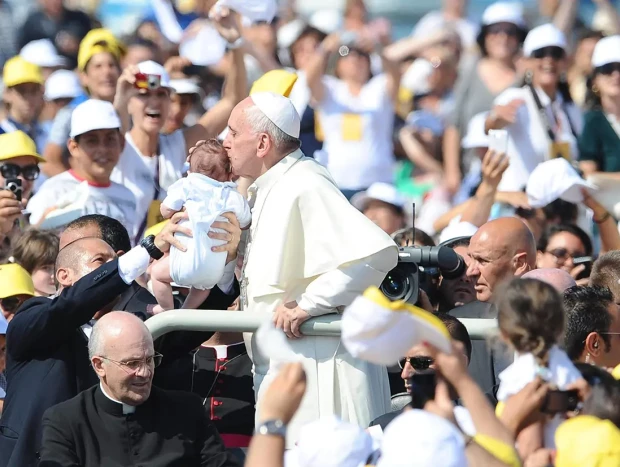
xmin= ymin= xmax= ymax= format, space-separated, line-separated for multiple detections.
xmin=555 ymin=416 xmax=620 ymax=467
xmin=45 ymin=70 xmax=82 ymax=101
xmin=308 ymin=9 xmax=342 ymax=34
xmin=277 ymin=19 xmax=306 ymax=49
xmin=70 ymin=100 xmax=121 ymax=138
xmin=0 ymin=131 xmax=44 ymax=163
xmin=524 ymin=24 xmax=567 ymax=58
xmin=20 ymin=39 xmax=68 ymax=68
xmin=0 ymin=263 xmax=35 ymax=299
xmin=481 ymin=2 xmax=525 ymax=27
xmin=592 ymin=35 xmax=620 ymax=69
xmin=351 ymin=183 xmax=406 ymax=212
xmin=250 ymin=69 xmax=298 ymax=98
xmin=169 ymin=78 xmax=202 ymax=97
xmin=77 ymin=28 xmax=125 ymax=72
xmin=137 ymin=61 xmax=172 ymax=89
xmin=3 ymin=56 xmax=44 ymax=88
xmin=251 ymin=92 xmax=301 ymax=138
xmin=526 ymin=158 xmax=596 ymax=208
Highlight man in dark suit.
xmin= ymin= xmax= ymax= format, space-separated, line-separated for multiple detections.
xmin=39 ymin=311 xmax=240 ymax=467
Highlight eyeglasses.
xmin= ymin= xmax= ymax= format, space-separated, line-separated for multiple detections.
xmin=0 ymin=296 xmax=23 ymax=313
xmin=596 ymin=63 xmax=620 ymax=76
xmin=398 ymin=356 xmax=434 ymax=371
xmin=0 ymin=163 xmax=40 ymax=181
xmin=545 ymin=248 xmax=584 ymax=263
xmin=99 ymin=353 xmax=163 ymax=374
xmin=532 ymin=46 xmax=565 ymax=60
xmin=487 ymin=24 xmax=519 ymax=37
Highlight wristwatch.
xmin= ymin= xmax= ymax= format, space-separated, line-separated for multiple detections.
xmin=140 ymin=234 xmax=164 ymax=260
xmin=256 ymin=419 xmax=286 ymax=438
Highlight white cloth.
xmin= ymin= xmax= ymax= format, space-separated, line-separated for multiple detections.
xmin=179 ymin=23 xmax=227 ymax=66
xmin=118 ymin=244 xmax=152 ymax=285
xmin=27 ymin=171 xmax=138 ymax=238
xmin=111 ymin=130 xmax=187 ymax=238
xmin=526 ymin=158 xmax=596 ymax=208
xmin=494 ymin=86 xmax=583 ymax=192
xmin=164 ymin=173 xmax=251 ymax=289
xmin=497 ymin=345 xmax=582 ymax=448
xmin=318 ymin=75 xmax=395 ymax=190
xmin=412 ymin=11 xmax=479 ymax=49
xmin=149 ymin=0 xmax=184 ymax=43
xmin=242 ymin=149 xmax=398 ymax=447
xmin=214 ymin=0 xmax=277 ymax=24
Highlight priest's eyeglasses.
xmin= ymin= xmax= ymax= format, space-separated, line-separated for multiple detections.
xmin=100 ymin=353 xmax=164 ymax=374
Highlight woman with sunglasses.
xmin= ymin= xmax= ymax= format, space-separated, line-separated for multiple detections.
xmin=443 ymin=2 xmax=526 ymax=196
xmin=579 ymin=35 xmax=620 ymax=178
xmin=536 ymin=224 xmax=593 ymax=283
xmin=485 ymin=24 xmax=583 ymax=193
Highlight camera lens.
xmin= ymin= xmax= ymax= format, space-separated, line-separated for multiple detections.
xmin=381 ymin=269 xmax=408 ymax=300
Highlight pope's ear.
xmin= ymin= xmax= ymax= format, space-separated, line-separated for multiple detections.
xmin=256 ymin=133 xmax=271 ymax=158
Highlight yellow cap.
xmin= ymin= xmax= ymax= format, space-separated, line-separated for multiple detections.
xmin=77 ymin=28 xmax=126 ymax=72
xmin=555 ymin=416 xmax=620 ymax=467
xmin=144 ymin=220 xmax=169 ymax=238
xmin=3 ymin=56 xmax=44 ymax=87
xmin=612 ymin=363 xmax=620 ymax=380
xmin=0 ymin=131 xmax=45 ymax=163
xmin=250 ymin=70 xmax=298 ymax=98
xmin=0 ymin=263 xmax=35 ymax=299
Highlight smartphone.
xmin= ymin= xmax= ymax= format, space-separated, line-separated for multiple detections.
xmin=134 ymin=73 xmax=162 ymax=90
xmin=573 ymin=256 xmax=592 ymax=281
xmin=488 ymin=129 xmax=508 ymax=154
xmin=409 ymin=369 xmax=436 ymax=409
xmin=541 ymin=389 xmax=579 ymax=415
xmin=5 ymin=178 xmax=22 ymax=202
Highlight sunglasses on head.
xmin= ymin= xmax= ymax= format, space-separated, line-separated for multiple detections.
xmin=487 ymin=23 xmax=519 ymax=37
xmin=532 ymin=46 xmax=565 ymax=60
xmin=0 ymin=163 xmax=40 ymax=181
xmin=0 ymin=296 xmax=22 ymax=312
xmin=398 ymin=356 xmax=434 ymax=371
xmin=596 ymin=62 xmax=620 ymax=76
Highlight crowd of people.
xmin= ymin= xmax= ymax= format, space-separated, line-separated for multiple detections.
xmin=0 ymin=0 xmax=618 ymax=466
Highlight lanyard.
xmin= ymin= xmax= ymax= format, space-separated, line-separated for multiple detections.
xmin=528 ymin=84 xmax=578 ymax=142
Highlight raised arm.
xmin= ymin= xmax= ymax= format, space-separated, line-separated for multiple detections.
xmin=306 ymin=33 xmax=341 ymax=104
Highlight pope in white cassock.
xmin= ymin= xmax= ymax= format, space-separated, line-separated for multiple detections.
xmin=222 ymin=91 xmax=398 ymax=445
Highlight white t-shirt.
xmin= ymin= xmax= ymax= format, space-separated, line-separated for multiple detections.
xmin=27 ymin=170 xmax=138 ymax=237
xmin=494 ymin=86 xmax=583 ymax=192
xmin=412 ymin=11 xmax=479 ymax=49
xmin=165 ymin=173 xmax=251 ymax=289
xmin=110 ymin=130 xmax=187 ymax=238
xmin=318 ymin=74 xmax=395 ymax=190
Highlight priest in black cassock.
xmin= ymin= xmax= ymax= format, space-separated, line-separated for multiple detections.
xmin=39 ymin=311 xmax=240 ymax=467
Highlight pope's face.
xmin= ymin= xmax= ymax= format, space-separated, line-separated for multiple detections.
xmin=223 ymin=98 xmax=263 ymax=180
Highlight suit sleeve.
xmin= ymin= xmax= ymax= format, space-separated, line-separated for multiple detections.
xmin=195 ymin=399 xmax=242 ymax=467
xmin=39 ymin=408 xmax=82 ymax=467
xmin=7 ymin=259 xmax=130 ymax=360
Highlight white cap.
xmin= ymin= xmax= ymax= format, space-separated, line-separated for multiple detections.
xmin=585 ymin=173 xmax=620 ymax=219
xmin=524 ymin=24 xmax=567 ymax=58
xmin=526 ymin=158 xmax=596 ymax=208
xmin=169 ymin=78 xmax=202 ymax=96
xmin=309 ymin=9 xmax=343 ymax=35
xmin=592 ymin=35 xmax=620 ymax=69
xmin=70 ymin=99 xmax=121 ymax=138
xmin=285 ymin=416 xmax=374 ymax=467
xmin=278 ymin=19 xmax=306 ymax=49
xmin=351 ymin=182 xmax=406 ymax=212
xmin=482 ymin=2 xmax=525 ymax=27
xmin=0 ymin=312 xmax=7 ymax=334
xmin=45 ymin=70 xmax=82 ymax=101
xmin=137 ymin=60 xmax=172 ymax=89
xmin=214 ymin=0 xmax=277 ymax=24
xmin=251 ymin=92 xmax=301 ymax=138
xmin=462 ymin=112 xmax=489 ymax=150
xmin=20 ymin=39 xmax=68 ymax=68
xmin=378 ymin=410 xmax=468 ymax=467
xmin=401 ymin=58 xmax=433 ymax=95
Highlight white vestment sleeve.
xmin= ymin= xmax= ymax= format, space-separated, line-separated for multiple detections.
xmin=298 ymin=246 xmax=395 ymax=317
xmin=118 ymin=246 xmax=152 ymax=285
xmin=216 ymin=260 xmax=236 ymax=295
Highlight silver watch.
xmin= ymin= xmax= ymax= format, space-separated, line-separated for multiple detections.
xmin=256 ymin=419 xmax=286 ymax=437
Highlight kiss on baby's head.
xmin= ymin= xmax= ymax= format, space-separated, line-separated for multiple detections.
xmin=188 ymin=138 xmax=232 ymax=182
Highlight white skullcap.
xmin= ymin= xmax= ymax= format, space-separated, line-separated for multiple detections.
xmin=482 ymin=2 xmax=525 ymax=27
xmin=378 ymin=410 xmax=468 ymax=467
xmin=20 ymin=39 xmax=68 ymax=68
xmin=524 ymin=24 xmax=567 ymax=58
xmin=277 ymin=19 xmax=306 ymax=49
xmin=401 ymin=58 xmax=433 ymax=95
xmin=592 ymin=35 xmax=620 ymax=69
xmin=285 ymin=416 xmax=374 ymax=467
xmin=251 ymin=92 xmax=301 ymax=138
xmin=137 ymin=60 xmax=172 ymax=88
xmin=44 ymin=70 xmax=82 ymax=101
xmin=351 ymin=182 xmax=406 ymax=212
xmin=70 ymin=99 xmax=121 ymax=138
xmin=309 ymin=9 xmax=342 ymax=35
xmin=462 ymin=112 xmax=489 ymax=150
xmin=526 ymin=158 xmax=596 ymax=208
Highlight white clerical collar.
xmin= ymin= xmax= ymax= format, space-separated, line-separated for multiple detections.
xmin=100 ymin=383 xmax=136 ymax=414
xmin=252 ymin=149 xmax=304 ymax=192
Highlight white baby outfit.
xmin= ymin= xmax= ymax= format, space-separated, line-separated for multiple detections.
xmin=163 ymin=173 xmax=251 ymax=289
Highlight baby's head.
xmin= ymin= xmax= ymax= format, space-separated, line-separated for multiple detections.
xmin=496 ymin=278 xmax=565 ymax=365
xmin=187 ymin=138 xmax=232 ymax=182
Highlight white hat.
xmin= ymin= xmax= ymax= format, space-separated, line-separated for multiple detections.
xmin=482 ymin=2 xmax=525 ymax=27
xmin=378 ymin=410 xmax=468 ymax=467
xmin=70 ymin=99 xmax=121 ymax=138
xmin=462 ymin=112 xmax=489 ymax=150
xmin=44 ymin=70 xmax=82 ymax=101
xmin=277 ymin=19 xmax=306 ymax=49
xmin=523 ymin=24 xmax=567 ymax=58
xmin=214 ymin=0 xmax=277 ymax=24
xmin=137 ymin=60 xmax=172 ymax=89
xmin=0 ymin=312 xmax=7 ymax=334
xmin=342 ymin=287 xmax=451 ymax=366
xmin=592 ymin=35 xmax=620 ymax=69
xmin=439 ymin=220 xmax=479 ymax=244
xmin=251 ymin=92 xmax=301 ymax=138
xmin=351 ymin=182 xmax=406 ymax=212
xmin=179 ymin=24 xmax=227 ymax=66
xmin=526 ymin=158 xmax=596 ymax=208
xmin=169 ymin=78 xmax=202 ymax=96
xmin=308 ymin=9 xmax=343 ymax=35
xmin=401 ymin=58 xmax=433 ymax=95
xmin=285 ymin=416 xmax=374 ymax=467
xmin=586 ymin=173 xmax=620 ymax=219
xmin=20 ymin=39 xmax=68 ymax=68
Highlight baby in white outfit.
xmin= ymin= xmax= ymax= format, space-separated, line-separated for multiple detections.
xmin=150 ymin=139 xmax=251 ymax=312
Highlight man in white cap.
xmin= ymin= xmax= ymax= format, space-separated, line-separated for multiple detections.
xmin=223 ymin=92 xmax=398 ymax=446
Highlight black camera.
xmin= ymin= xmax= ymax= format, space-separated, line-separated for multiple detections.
xmin=5 ymin=178 xmax=22 ymax=202
xmin=380 ymin=245 xmax=466 ymax=305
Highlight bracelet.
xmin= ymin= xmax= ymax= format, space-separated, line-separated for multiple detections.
xmin=594 ymin=212 xmax=611 ymax=224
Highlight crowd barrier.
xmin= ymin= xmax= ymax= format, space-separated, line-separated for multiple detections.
xmin=145 ymin=310 xmax=498 ymax=340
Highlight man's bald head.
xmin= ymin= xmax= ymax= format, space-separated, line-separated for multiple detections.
xmin=522 ymin=268 xmax=576 ymax=292
xmin=55 ymin=237 xmax=116 ymax=289
xmin=477 ymin=218 xmax=537 ymax=268
xmin=88 ymin=311 xmax=152 ymax=360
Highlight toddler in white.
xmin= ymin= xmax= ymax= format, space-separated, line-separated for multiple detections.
xmin=150 ymin=139 xmax=251 ymax=312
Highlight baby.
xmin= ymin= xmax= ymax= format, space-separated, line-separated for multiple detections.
xmin=150 ymin=139 xmax=251 ymax=313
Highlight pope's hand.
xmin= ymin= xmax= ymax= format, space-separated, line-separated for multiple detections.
xmin=274 ymin=302 xmax=311 ymax=339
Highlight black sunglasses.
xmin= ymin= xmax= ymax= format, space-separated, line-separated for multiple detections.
xmin=0 ymin=163 xmax=40 ymax=181
xmin=398 ymin=356 xmax=434 ymax=371
xmin=596 ymin=62 xmax=620 ymax=76
xmin=487 ymin=24 xmax=519 ymax=37
xmin=0 ymin=296 xmax=22 ymax=312
xmin=532 ymin=46 xmax=565 ymax=60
